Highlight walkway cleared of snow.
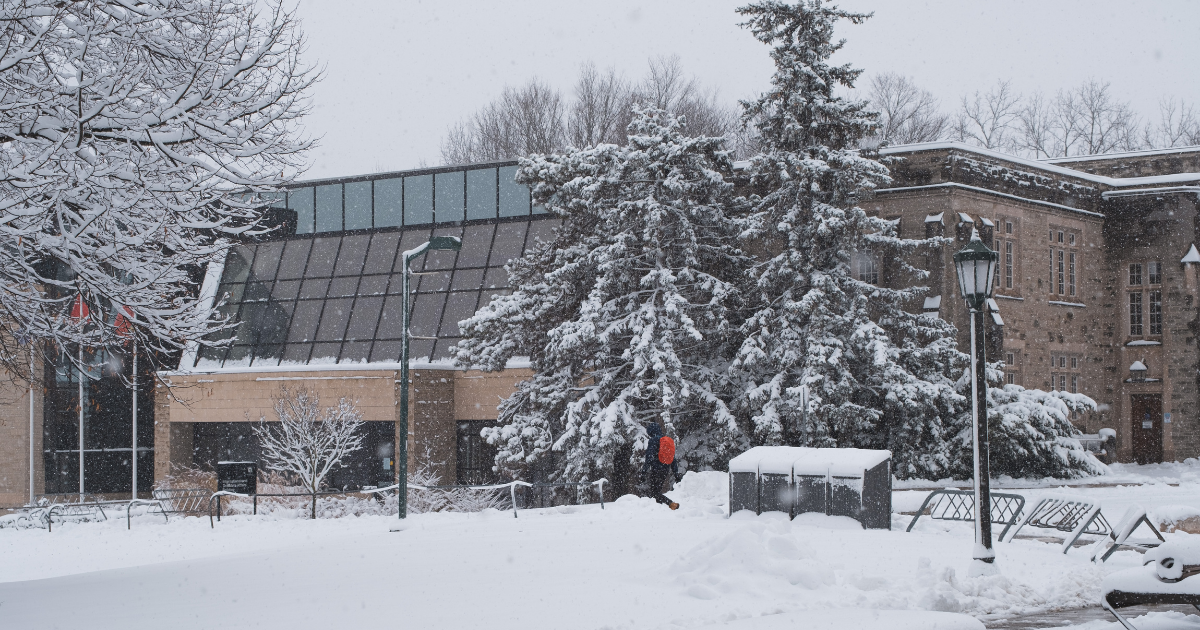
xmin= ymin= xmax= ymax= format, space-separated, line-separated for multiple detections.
xmin=3 ymin=467 xmax=1200 ymax=629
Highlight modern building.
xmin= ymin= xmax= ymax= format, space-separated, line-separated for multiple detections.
xmin=2 ymin=143 xmax=1200 ymax=505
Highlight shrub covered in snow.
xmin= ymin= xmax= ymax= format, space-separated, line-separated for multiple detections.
xmin=949 ymin=366 xmax=1105 ymax=479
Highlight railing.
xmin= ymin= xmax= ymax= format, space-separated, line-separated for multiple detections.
xmin=361 ymin=479 xmax=609 ymax=519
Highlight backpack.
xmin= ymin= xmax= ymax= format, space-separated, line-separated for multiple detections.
xmin=657 ymin=436 xmax=675 ymax=465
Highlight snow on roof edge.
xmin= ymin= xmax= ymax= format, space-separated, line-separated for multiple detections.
xmin=1042 ymin=144 xmax=1200 ymax=164
xmin=1183 ymin=244 xmax=1200 ymax=264
xmin=160 ymin=357 xmax=533 ymax=377
xmin=879 ymin=141 xmax=1200 ymax=188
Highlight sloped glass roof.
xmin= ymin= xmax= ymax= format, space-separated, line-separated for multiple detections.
xmin=192 ymin=162 xmax=556 ymax=369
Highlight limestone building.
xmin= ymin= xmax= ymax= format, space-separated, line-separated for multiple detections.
xmin=2 ymin=144 xmax=1200 ymax=505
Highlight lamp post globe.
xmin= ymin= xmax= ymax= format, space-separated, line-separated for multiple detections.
xmin=953 ymin=228 xmax=1000 ymax=573
xmin=953 ymin=230 xmax=999 ymax=309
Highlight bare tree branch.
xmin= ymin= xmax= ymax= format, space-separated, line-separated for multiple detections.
xmin=866 ymin=72 xmax=948 ymax=145
xmin=253 ymin=386 xmax=365 ymax=501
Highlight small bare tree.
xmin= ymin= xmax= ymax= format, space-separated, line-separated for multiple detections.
xmin=867 ymin=72 xmax=949 ymax=145
xmin=253 ymin=386 xmax=364 ymax=518
xmin=952 ymin=80 xmax=1022 ymax=150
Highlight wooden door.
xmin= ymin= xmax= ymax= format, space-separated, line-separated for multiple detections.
xmin=1131 ymin=395 xmax=1163 ymax=464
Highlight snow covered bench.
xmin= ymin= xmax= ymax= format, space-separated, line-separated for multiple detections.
xmin=728 ymin=446 xmax=891 ymax=529
xmin=1102 ymin=539 xmax=1200 ymax=630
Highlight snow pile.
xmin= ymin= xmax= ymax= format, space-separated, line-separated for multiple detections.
xmin=1152 ymin=505 xmax=1200 ymax=533
xmin=668 ymin=515 xmax=1107 ymax=618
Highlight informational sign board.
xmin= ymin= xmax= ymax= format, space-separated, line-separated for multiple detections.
xmin=217 ymin=461 xmax=257 ymax=495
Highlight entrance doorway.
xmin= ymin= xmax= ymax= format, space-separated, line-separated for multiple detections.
xmin=1130 ymin=395 xmax=1163 ymax=464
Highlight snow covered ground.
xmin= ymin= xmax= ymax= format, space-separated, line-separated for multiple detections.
xmin=4 ymin=466 xmax=1200 ymax=630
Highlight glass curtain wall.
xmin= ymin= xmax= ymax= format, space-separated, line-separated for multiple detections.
xmin=198 ymin=216 xmax=560 ymax=368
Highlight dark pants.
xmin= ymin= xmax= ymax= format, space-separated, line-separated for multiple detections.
xmin=646 ymin=468 xmax=674 ymax=505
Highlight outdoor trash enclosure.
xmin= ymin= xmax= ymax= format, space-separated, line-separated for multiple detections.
xmin=728 ymin=446 xmax=892 ymax=529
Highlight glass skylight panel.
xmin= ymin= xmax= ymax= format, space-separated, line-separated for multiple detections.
xmin=466 ymin=168 xmax=497 ymax=220
xmin=457 ymin=224 xmax=494 ymax=267
xmin=327 ymin=277 xmax=360 ymax=298
xmin=374 ymin=178 xmax=402 ymax=228
xmin=404 ymin=175 xmax=433 ymax=225
xmin=334 ymin=234 xmax=370 ymax=275
xmin=306 ymin=237 xmax=340 ymax=276
xmin=251 ymin=241 xmax=284 ymax=279
xmin=289 ymin=187 xmax=314 ymax=234
xmin=489 ymin=221 xmax=527 ymax=266
xmin=498 ymin=166 xmax=531 ymax=217
xmin=363 ymin=232 xmax=401 ymax=274
xmin=435 ymin=171 xmax=465 ymax=223
xmin=344 ymin=181 xmax=372 ymax=230
xmin=316 ymin=184 xmax=343 ymax=232
xmin=276 ymin=240 xmax=312 ymax=280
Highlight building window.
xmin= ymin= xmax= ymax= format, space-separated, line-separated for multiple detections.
xmin=1149 ymin=290 xmax=1163 ymax=336
xmin=1005 ymin=241 xmax=1014 ymax=289
xmin=1006 ymin=221 xmax=1013 ymax=235
xmin=1130 ymin=263 xmax=1143 ymax=286
xmin=1057 ymin=230 xmax=1064 ymax=243
xmin=1148 ymin=261 xmax=1162 ymax=285
xmin=1068 ymin=252 xmax=1076 ymax=297
xmin=1059 ymin=375 xmax=1066 ymax=391
xmin=1130 ymin=292 xmax=1143 ymax=336
xmin=456 ymin=421 xmax=500 ymax=485
xmin=1006 ymin=373 xmax=1016 ymax=385
xmin=854 ymin=252 xmax=878 ymax=285
xmin=1069 ymin=233 xmax=1076 ymax=246
xmin=1057 ymin=250 xmax=1064 ymax=295
xmin=1071 ymin=375 xmax=1079 ymax=393
xmin=1006 ymin=352 xmax=1015 ymax=365
xmin=1070 ymin=357 xmax=1078 ymax=369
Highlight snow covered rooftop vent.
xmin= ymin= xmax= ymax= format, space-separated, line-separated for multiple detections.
xmin=957 ymin=212 xmax=974 ymax=224
xmin=1183 ymin=244 xmax=1200 ymax=264
xmin=979 ymin=217 xmax=995 ymax=227
xmin=1130 ymin=360 xmax=1148 ymax=372
xmin=924 ymin=212 xmax=944 ymax=224
xmin=923 ymin=295 xmax=941 ymax=311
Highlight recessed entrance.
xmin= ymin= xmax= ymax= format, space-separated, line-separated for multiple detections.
xmin=1130 ymin=394 xmax=1163 ymax=464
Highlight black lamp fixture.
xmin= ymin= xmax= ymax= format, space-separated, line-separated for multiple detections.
xmin=953 ymin=228 xmax=1000 ymax=573
xmin=953 ymin=231 xmax=1000 ymax=311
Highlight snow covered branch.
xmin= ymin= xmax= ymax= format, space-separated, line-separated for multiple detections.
xmin=0 ymin=0 xmax=316 ymax=376
xmin=253 ymin=386 xmax=365 ymax=501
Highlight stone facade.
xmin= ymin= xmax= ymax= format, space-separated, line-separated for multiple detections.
xmin=870 ymin=143 xmax=1200 ymax=463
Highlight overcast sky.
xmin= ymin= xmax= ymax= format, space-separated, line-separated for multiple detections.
xmin=289 ymin=0 xmax=1200 ymax=181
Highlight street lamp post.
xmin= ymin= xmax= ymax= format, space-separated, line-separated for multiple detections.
xmin=398 ymin=236 xmax=461 ymax=519
xmin=953 ymin=228 xmax=1000 ymax=570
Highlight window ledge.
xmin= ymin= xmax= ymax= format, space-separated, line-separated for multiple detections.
xmin=995 ymin=294 xmax=1024 ymax=301
xmin=1126 ymin=340 xmax=1162 ymax=346
xmin=1048 ymin=300 xmax=1086 ymax=307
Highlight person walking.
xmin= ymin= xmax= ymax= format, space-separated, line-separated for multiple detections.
xmin=639 ymin=422 xmax=681 ymax=510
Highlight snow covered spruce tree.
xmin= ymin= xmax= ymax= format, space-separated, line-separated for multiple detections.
xmin=455 ymin=108 xmax=745 ymax=483
xmin=949 ymin=366 xmax=1104 ymax=479
xmin=731 ymin=1 xmax=966 ymax=478
xmin=0 ymin=0 xmax=315 ymax=374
